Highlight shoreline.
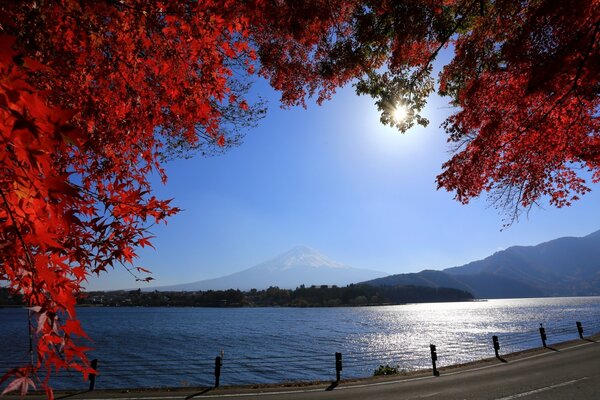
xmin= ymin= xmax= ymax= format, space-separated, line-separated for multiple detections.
xmin=14 ymin=333 xmax=598 ymax=398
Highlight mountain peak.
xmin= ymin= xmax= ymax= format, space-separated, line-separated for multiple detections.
xmin=284 ymin=245 xmax=319 ymax=256
xmin=267 ymin=246 xmax=346 ymax=271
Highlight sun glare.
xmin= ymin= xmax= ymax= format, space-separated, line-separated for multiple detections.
xmin=393 ymin=104 xmax=408 ymax=123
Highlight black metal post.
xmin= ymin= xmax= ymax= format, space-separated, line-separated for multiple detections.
xmin=335 ymin=352 xmax=342 ymax=382
xmin=576 ymin=321 xmax=584 ymax=339
xmin=539 ymin=324 xmax=547 ymax=348
xmin=492 ymin=335 xmax=500 ymax=358
xmin=430 ymin=344 xmax=439 ymax=376
xmin=88 ymin=359 xmax=98 ymax=391
xmin=214 ymin=356 xmax=222 ymax=388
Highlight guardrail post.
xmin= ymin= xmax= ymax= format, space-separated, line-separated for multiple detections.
xmin=430 ymin=344 xmax=439 ymax=376
xmin=539 ymin=324 xmax=547 ymax=348
xmin=88 ymin=359 xmax=98 ymax=391
xmin=335 ymin=352 xmax=342 ymax=382
xmin=214 ymin=356 xmax=222 ymax=388
xmin=492 ymin=335 xmax=500 ymax=358
xmin=576 ymin=321 xmax=584 ymax=339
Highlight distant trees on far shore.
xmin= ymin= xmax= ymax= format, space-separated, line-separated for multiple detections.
xmin=69 ymin=284 xmax=473 ymax=307
xmin=0 ymin=287 xmax=23 ymax=306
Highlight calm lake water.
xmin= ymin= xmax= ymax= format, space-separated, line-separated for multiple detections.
xmin=2 ymin=297 xmax=600 ymax=390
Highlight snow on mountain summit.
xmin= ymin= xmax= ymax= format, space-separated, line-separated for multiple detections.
xmin=262 ymin=245 xmax=347 ymax=271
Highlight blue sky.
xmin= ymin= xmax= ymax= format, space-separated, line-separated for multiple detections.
xmin=86 ymin=78 xmax=600 ymax=290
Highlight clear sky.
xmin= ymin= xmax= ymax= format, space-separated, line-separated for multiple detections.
xmin=86 ymin=75 xmax=600 ymax=291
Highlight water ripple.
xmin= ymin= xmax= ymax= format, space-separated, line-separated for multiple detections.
xmin=1 ymin=297 xmax=600 ymax=389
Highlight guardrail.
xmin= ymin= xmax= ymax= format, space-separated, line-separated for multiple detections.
xmin=2 ymin=318 xmax=598 ymax=391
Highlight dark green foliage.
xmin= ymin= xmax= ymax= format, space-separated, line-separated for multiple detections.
xmin=0 ymin=287 xmax=24 ymax=306
xmin=67 ymin=284 xmax=473 ymax=308
xmin=373 ymin=364 xmax=401 ymax=376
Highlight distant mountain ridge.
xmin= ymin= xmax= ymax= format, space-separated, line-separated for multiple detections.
xmin=150 ymin=246 xmax=387 ymax=291
xmin=363 ymin=230 xmax=600 ymax=298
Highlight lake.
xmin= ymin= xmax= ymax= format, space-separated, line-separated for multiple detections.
xmin=2 ymin=297 xmax=600 ymax=390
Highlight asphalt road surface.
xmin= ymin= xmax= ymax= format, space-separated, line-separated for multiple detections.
xmin=10 ymin=339 xmax=600 ymax=400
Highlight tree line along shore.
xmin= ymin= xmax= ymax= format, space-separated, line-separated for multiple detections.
xmin=1 ymin=285 xmax=473 ymax=308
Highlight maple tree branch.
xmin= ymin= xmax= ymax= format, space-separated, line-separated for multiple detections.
xmin=0 ymin=188 xmax=36 ymax=284
xmin=324 ymin=0 xmax=346 ymax=38
xmin=69 ymin=182 xmax=170 ymax=222
xmin=122 ymin=262 xmax=154 ymax=282
xmin=510 ymin=18 xmax=599 ymax=139
xmin=409 ymin=0 xmax=479 ymax=88
xmin=0 ymin=188 xmax=38 ymax=369
xmin=109 ymin=0 xmax=197 ymax=15
xmin=472 ymin=17 xmax=600 ymax=166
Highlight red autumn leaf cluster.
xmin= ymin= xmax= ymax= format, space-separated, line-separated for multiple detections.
xmin=436 ymin=0 xmax=599 ymax=223
xmin=0 ymin=0 xmax=265 ymax=396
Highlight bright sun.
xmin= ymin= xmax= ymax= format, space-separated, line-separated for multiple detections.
xmin=393 ymin=104 xmax=408 ymax=123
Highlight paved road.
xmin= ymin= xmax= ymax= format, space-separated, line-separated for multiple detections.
xmin=11 ymin=339 xmax=600 ymax=400
xmin=283 ymin=340 xmax=600 ymax=400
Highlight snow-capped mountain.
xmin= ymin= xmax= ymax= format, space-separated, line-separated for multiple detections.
xmin=150 ymin=246 xmax=386 ymax=291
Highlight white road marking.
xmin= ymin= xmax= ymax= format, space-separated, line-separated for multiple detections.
xmin=418 ymin=392 xmax=440 ymax=398
xmin=495 ymin=377 xmax=588 ymax=400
